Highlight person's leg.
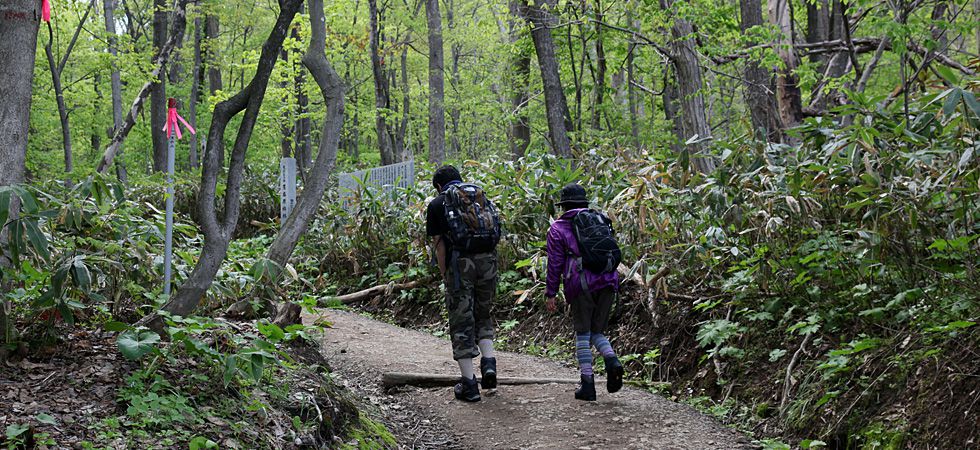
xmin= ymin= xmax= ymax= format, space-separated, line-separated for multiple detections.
xmin=446 ymin=256 xmax=481 ymax=401
xmin=472 ymin=253 xmax=498 ymax=388
xmin=569 ymin=294 xmax=597 ymax=401
xmin=590 ymin=288 xmax=623 ymax=393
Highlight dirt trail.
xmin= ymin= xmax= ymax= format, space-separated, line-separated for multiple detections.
xmin=305 ymin=309 xmax=754 ymax=449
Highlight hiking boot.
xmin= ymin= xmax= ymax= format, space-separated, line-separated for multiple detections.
xmin=574 ymin=374 xmax=596 ymax=401
xmin=480 ymin=357 xmax=497 ymax=389
xmin=604 ymin=355 xmax=624 ymax=393
xmin=454 ymin=375 xmax=481 ymax=402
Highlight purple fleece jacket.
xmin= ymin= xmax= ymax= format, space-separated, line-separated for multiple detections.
xmin=545 ymin=208 xmax=619 ymax=301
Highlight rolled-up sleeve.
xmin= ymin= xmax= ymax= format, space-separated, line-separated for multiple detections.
xmin=545 ymin=225 xmax=565 ymax=298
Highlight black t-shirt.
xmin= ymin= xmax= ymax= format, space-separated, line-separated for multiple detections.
xmin=425 ymin=194 xmax=449 ymax=238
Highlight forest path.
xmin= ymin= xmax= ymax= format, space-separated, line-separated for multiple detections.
xmin=304 ymin=309 xmax=754 ymax=449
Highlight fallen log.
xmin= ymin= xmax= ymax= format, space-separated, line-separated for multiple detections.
xmin=322 ymin=280 xmax=426 ymax=305
xmin=382 ymin=371 xmax=670 ymax=390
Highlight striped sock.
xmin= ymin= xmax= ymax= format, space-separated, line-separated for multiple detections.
xmin=478 ymin=339 xmax=495 ymax=358
xmin=576 ymin=332 xmax=593 ymax=376
xmin=591 ymin=333 xmax=616 ymax=358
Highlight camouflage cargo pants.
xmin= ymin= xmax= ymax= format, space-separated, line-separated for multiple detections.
xmin=444 ymin=252 xmax=497 ymax=360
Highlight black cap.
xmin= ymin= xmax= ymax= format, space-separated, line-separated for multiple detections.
xmin=557 ymin=183 xmax=588 ymax=206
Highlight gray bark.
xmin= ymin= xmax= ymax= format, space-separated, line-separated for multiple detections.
xmin=0 ymin=0 xmax=39 ymax=191
xmin=426 ymin=0 xmax=446 ymax=164
xmin=151 ymin=0 xmax=169 ymax=172
xmin=662 ymin=0 xmax=714 ymax=173
xmin=740 ymin=0 xmax=782 ymax=142
xmin=205 ymin=14 xmax=222 ymax=94
xmin=369 ymin=0 xmax=396 ymax=165
xmin=252 ymin=0 xmax=346 ymax=318
xmin=104 ymin=0 xmax=128 ymax=181
xmin=508 ymin=0 xmax=531 ymax=159
xmin=446 ymin=0 xmax=463 ymax=158
xmin=152 ymin=0 xmax=304 ymax=322
xmin=523 ymin=0 xmax=573 ymax=158
xmin=626 ymin=2 xmax=639 ymax=149
xmin=806 ymin=0 xmax=830 ymax=66
xmin=590 ymin=0 xmax=607 ymax=131
xmin=45 ymin=0 xmax=96 ymax=182
xmin=188 ymin=15 xmax=201 ymax=169
xmin=768 ymin=0 xmax=803 ymax=131
xmin=96 ymin=0 xmax=189 ymax=174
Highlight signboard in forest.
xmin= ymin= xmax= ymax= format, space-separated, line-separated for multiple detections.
xmin=337 ymin=160 xmax=415 ymax=207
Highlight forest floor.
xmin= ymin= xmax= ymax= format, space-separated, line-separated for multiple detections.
xmin=306 ymin=308 xmax=756 ymax=449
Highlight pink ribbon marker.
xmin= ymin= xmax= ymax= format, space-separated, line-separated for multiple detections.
xmin=162 ymin=98 xmax=196 ymax=139
xmin=41 ymin=0 xmax=51 ymax=22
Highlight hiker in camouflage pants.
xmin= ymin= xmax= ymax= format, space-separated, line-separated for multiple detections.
xmin=426 ymin=165 xmax=500 ymax=402
xmin=445 ymin=253 xmax=497 ymax=361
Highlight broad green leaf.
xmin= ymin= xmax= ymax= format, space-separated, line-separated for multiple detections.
xmin=257 ymin=321 xmax=285 ymax=342
xmin=117 ymin=330 xmax=160 ymax=360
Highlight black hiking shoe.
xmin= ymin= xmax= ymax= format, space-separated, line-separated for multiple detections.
xmin=575 ymin=374 xmax=596 ymax=401
xmin=604 ymin=355 xmax=624 ymax=393
xmin=480 ymin=357 xmax=497 ymax=389
xmin=454 ymin=375 xmax=481 ymax=402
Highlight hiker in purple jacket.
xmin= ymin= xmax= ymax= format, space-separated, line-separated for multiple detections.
xmin=545 ymin=183 xmax=625 ymax=401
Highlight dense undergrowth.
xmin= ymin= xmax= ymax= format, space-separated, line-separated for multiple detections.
xmin=2 ymin=84 xmax=978 ymax=448
xmin=302 ymin=85 xmax=980 ymax=448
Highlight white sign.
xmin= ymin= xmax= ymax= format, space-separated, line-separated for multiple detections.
xmin=279 ymin=157 xmax=297 ymax=222
xmin=338 ymin=159 xmax=415 ymax=207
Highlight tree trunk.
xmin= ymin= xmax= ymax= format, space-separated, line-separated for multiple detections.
xmin=523 ymin=0 xmax=573 ymax=158
xmin=740 ymin=0 xmax=782 ymax=142
xmin=508 ymin=0 xmax=531 ymax=159
xmin=294 ymin=36 xmax=312 ymax=180
xmin=104 ymin=0 xmax=128 ymax=181
xmin=0 ymin=0 xmax=39 ymax=190
xmin=806 ymin=0 xmax=830 ymax=66
xmin=151 ymin=0 xmax=170 ymax=172
xmin=96 ymin=0 xmax=190 ymax=174
xmin=662 ymin=0 xmax=714 ymax=173
xmin=368 ymin=0 xmax=396 ymax=165
xmin=205 ymin=14 xmax=222 ymax=94
xmin=446 ymin=0 xmax=463 ymax=158
xmin=241 ymin=0 xmax=347 ymax=319
xmin=188 ymin=15 xmax=201 ymax=169
xmin=46 ymin=0 xmax=96 ymax=183
xmin=45 ymin=27 xmax=73 ymax=180
xmin=426 ymin=0 xmax=446 ymax=164
xmin=626 ymin=2 xmax=640 ymax=149
xmin=768 ymin=0 xmax=803 ymax=131
xmin=152 ymin=0 xmax=304 ymax=322
xmin=395 ymin=45 xmax=409 ymax=161
xmin=590 ymin=0 xmax=607 ymax=131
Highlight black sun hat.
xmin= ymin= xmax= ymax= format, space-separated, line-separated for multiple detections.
xmin=557 ymin=183 xmax=588 ymax=206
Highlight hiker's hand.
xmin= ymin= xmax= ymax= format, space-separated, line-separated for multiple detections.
xmin=545 ymin=297 xmax=557 ymax=313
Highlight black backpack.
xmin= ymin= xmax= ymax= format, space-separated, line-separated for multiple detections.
xmin=571 ymin=209 xmax=621 ymax=273
xmin=443 ymin=183 xmax=501 ymax=254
